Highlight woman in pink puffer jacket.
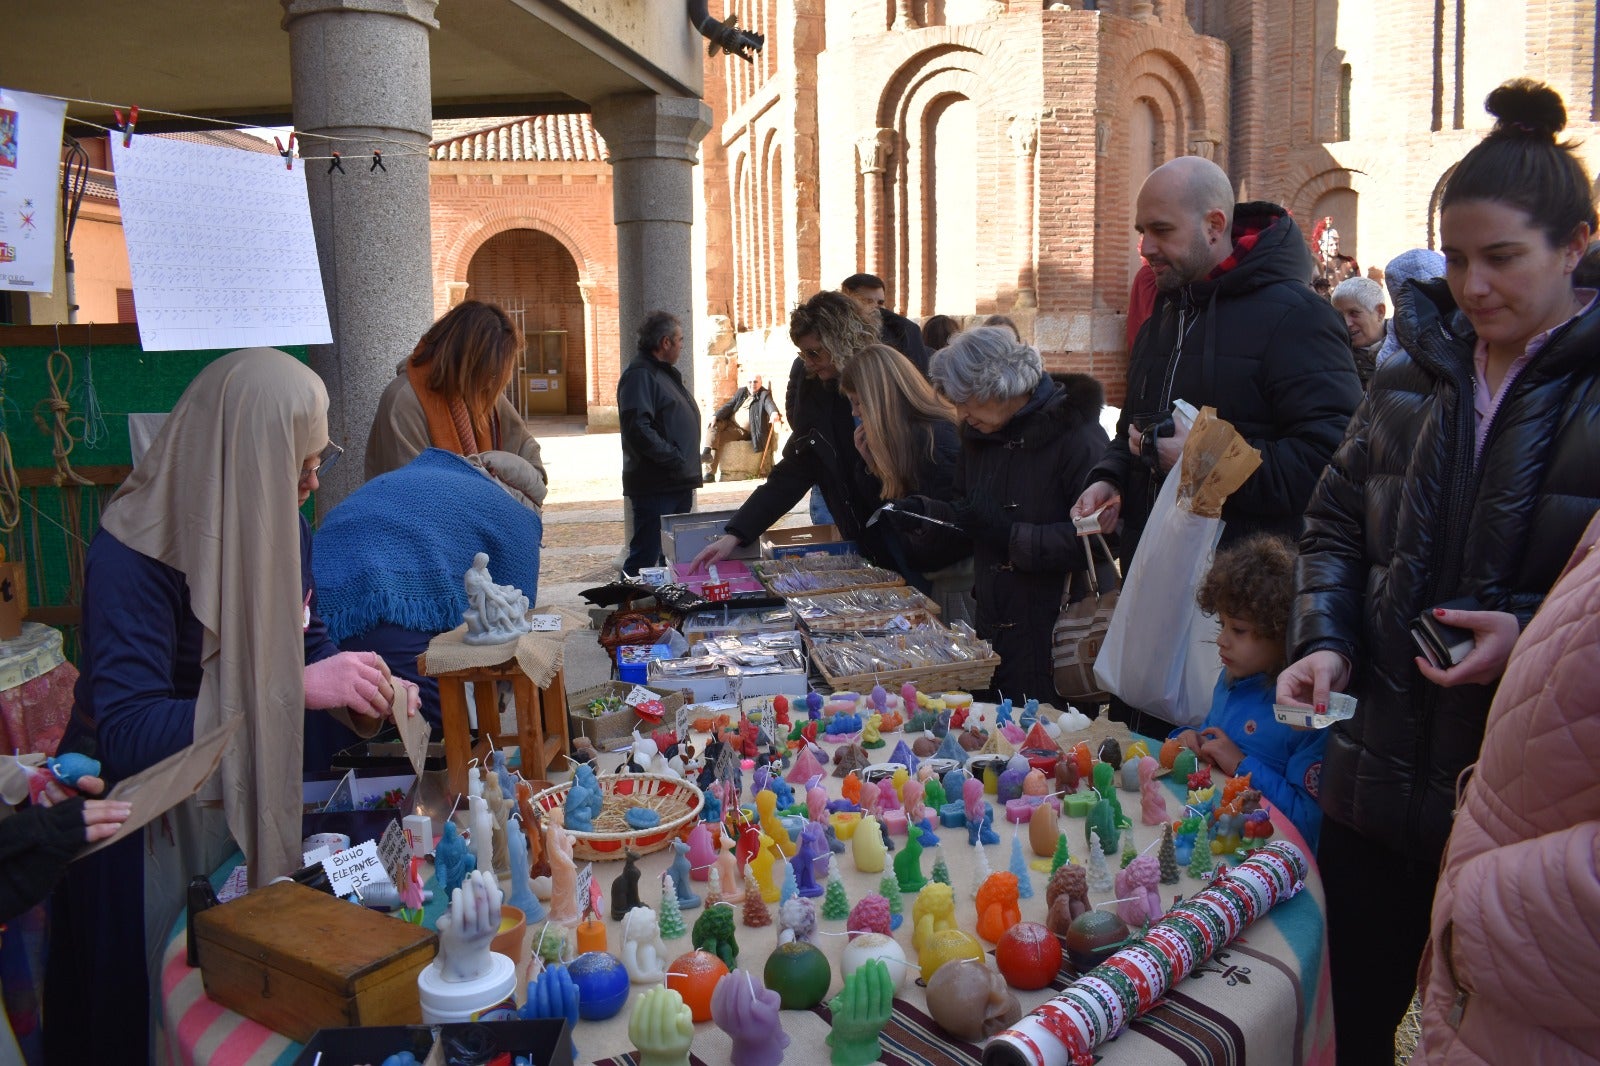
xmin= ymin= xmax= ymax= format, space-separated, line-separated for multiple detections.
xmin=1416 ymin=511 xmax=1600 ymax=1063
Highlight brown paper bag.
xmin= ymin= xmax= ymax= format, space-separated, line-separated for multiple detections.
xmin=1176 ymin=406 xmax=1262 ymax=518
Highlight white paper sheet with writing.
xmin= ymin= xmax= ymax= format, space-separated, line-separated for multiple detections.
xmin=109 ymin=134 xmax=331 ymax=352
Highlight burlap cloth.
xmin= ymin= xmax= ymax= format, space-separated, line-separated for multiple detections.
xmin=418 ymin=605 xmax=592 ymax=687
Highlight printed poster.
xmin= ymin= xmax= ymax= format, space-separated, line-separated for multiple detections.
xmin=110 ymin=133 xmax=332 ymax=351
xmin=0 ymin=87 xmax=68 ymax=293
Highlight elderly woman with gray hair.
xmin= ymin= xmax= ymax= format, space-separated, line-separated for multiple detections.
xmin=894 ymin=326 xmax=1111 ymax=701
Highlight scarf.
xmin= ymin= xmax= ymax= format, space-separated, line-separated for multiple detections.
xmin=405 ymin=358 xmax=497 ymax=455
xmin=312 ymin=449 xmax=543 ymax=643
xmin=99 ymin=348 xmax=326 ymax=886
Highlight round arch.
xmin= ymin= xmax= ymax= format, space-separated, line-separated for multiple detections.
xmin=437 ymin=208 xmax=602 ymax=294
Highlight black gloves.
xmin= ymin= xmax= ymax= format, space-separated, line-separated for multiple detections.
xmin=952 ymin=491 xmax=1015 ymax=554
xmin=0 ymin=798 xmax=89 ymax=923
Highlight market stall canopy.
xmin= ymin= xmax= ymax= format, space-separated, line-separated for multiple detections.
xmin=9 ymin=0 xmax=703 ymax=126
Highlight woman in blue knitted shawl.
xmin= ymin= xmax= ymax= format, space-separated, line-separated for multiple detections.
xmin=307 ymin=448 xmax=543 ymax=759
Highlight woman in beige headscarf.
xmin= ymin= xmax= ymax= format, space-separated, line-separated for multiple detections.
xmin=366 ymin=299 xmax=549 ymax=508
xmin=45 ymin=348 xmax=413 ymax=1062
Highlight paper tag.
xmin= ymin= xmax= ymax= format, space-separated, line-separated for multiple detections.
xmin=302 ymin=845 xmax=332 ymax=869
xmin=887 ymin=614 xmax=912 ymax=631
xmin=623 ymin=685 xmax=657 ymax=708
xmin=216 ymin=865 xmax=251 ymax=904
xmin=526 ymin=614 xmax=562 ymax=632
xmin=1073 ymin=508 xmax=1107 ymax=535
xmin=575 ymin=863 xmax=593 ymax=911
xmin=322 ymin=839 xmax=386 ymax=898
xmin=675 ymin=700 xmax=689 ymax=740
xmin=377 ymin=821 xmax=411 ymax=895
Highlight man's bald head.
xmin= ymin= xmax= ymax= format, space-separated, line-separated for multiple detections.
xmin=1135 ymin=156 xmax=1238 ymax=291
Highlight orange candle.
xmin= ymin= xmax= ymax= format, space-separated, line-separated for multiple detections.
xmin=576 ymin=917 xmax=608 ymax=954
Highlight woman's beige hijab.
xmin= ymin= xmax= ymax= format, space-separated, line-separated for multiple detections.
xmin=100 ymin=348 xmax=328 ymax=885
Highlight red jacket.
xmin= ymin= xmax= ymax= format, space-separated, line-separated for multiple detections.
xmin=1416 ymin=512 xmax=1600 ymax=1063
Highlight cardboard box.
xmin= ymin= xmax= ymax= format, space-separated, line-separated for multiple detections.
xmin=194 ymin=881 xmax=437 ymax=1043
xmin=295 ymin=1020 xmax=574 ymax=1066
xmin=760 ymin=523 xmax=854 ymax=559
xmin=660 ymin=509 xmax=759 ymax=565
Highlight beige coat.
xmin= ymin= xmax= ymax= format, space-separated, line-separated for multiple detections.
xmin=365 ymin=366 xmax=549 ymax=507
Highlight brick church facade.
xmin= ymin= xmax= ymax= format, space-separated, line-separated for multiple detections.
xmin=427 ymin=0 xmax=1600 ymax=423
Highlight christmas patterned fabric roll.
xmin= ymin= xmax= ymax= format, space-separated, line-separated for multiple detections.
xmin=984 ymin=841 xmax=1309 ymax=1066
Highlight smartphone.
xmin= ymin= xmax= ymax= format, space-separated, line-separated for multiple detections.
xmin=1410 ymin=597 xmax=1481 ymax=669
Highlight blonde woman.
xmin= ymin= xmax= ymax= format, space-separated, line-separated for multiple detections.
xmin=693 ymin=294 xmax=953 ymax=580
xmin=840 ymin=343 xmax=959 ymax=501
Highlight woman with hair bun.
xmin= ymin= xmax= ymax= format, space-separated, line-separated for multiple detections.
xmin=1279 ymin=79 xmax=1600 ymax=1063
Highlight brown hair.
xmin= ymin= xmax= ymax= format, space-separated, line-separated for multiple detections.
xmin=1196 ymin=533 xmax=1297 ymax=642
xmin=839 ymin=344 xmax=958 ymax=499
xmin=408 ymin=300 xmax=522 ymax=419
xmin=789 ymin=291 xmax=878 ymax=377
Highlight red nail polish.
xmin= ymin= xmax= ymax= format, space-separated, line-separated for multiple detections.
xmin=1314 ymin=702 xmax=1327 ymax=714
xmin=1434 ymin=608 xmax=1446 ymax=617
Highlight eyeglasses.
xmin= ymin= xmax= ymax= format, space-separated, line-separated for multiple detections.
xmin=301 ymin=441 xmax=344 ymax=484
xmin=798 ymin=347 xmax=830 ymax=364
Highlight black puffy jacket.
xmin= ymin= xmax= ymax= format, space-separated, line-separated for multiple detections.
xmin=1290 ymin=278 xmax=1600 ymax=863
xmin=1088 ymin=202 xmax=1363 ymax=568
xmin=907 ymin=374 xmax=1111 ymax=702
xmin=617 ymin=354 xmax=702 ymax=496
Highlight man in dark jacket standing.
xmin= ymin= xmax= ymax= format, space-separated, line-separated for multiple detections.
xmin=1072 ymin=156 xmax=1362 ymax=729
xmin=618 ymin=311 xmax=701 ymax=573
xmin=840 ymin=273 xmax=930 ymax=375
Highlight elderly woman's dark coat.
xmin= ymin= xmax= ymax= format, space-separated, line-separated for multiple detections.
xmin=905 ymin=373 xmax=1110 ymax=702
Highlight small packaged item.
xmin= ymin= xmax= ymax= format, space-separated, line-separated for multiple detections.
xmin=1272 ymin=691 xmax=1358 ymax=729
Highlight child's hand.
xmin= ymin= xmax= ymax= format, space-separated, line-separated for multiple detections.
xmin=1172 ymin=729 xmax=1203 ymax=754
xmin=1197 ymin=727 xmax=1245 ymax=776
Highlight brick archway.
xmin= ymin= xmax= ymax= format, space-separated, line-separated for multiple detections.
xmin=437 ymin=208 xmax=604 ymax=296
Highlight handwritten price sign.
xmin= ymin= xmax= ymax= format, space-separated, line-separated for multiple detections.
xmin=322 ymin=839 xmax=385 ymax=898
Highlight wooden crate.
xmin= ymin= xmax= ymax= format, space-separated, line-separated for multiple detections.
xmin=194 ymin=881 xmax=437 ymax=1043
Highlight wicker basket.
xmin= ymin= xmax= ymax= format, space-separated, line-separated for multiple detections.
xmin=567 ymin=681 xmax=688 ymax=752
xmin=531 ymin=772 xmax=704 ymax=861
xmin=813 ymin=653 xmax=1001 ymax=695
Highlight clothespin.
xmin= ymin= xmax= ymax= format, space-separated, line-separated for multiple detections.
xmin=370 ymin=150 xmax=385 ymax=172
xmin=113 ymin=106 xmax=139 ymax=148
xmin=275 ymin=132 xmax=297 ymax=170
xmin=327 ymin=151 xmax=344 ymax=175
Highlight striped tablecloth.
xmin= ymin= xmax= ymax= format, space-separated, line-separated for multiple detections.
xmin=159 ymin=720 xmax=1333 ymax=1066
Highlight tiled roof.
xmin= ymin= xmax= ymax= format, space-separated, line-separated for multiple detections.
xmin=152 ymin=129 xmax=281 ymax=154
xmin=430 ymin=113 xmax=605 ymax=163
xmin=81 ymin=167 xmax=117 ymax=202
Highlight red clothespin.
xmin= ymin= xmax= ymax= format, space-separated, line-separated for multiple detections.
xmin=275 ymin=132 xmax=297 ymax=170
xmin=114 ymin=106 xmax=139 ymax=148
xmin=370 ymin=149 xmax=385 ymax=172
xmin=327 ymin=151 xmax=345 ymax=175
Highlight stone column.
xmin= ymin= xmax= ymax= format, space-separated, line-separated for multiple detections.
xmin=281 ymin=0 xmax=439 ymax=510
xmin=1007 ymin=111 xmax=1042 ymax=309
xmin=893 ymin=0 xmax=920 ymax=31
xmin=856 ymin=128 xmax=897 ymax=280
xmin=591 ymin=94 xmax=713 ymax=397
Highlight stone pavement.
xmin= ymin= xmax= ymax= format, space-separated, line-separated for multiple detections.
xmin=530 ymin=416 xmax=806 ymax=695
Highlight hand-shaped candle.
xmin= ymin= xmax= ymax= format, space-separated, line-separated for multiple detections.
xmin=435 ymin=869 xmax=504 ymax=982
xmin=628 ymin=986 xmax=696 ymax=1066
xmin=519 ymin=962 xmax=580 ymax=1029
xmin=827 ymin=958 xmax=894 ymax=1066
xmin=713 ymin=969 xmax=789 ymax=1066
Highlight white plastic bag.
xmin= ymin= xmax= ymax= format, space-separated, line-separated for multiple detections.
xmin=1093 ymin=469 xmax=1223 ymax=726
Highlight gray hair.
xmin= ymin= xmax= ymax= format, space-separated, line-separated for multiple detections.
xmin=636 ymin=310 xmax=681 ymax=357
xmin=1331 ymin=276 xmax=1384 ymax=311
xmin=929 ymin=326 xmax=1044 ymax=403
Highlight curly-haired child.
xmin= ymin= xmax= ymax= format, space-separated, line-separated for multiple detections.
xmin=1173 ymin=533 xmax=1327 ymax=848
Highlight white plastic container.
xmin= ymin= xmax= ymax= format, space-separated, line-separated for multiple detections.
xmin=416 ymin=952 xmax=517 ymax=1023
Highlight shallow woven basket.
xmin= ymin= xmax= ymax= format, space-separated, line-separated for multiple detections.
xmin=531 ymin=772 xmax=704 ymax=862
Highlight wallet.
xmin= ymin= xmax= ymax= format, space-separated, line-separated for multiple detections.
xmin=1410 ymin=597 xmax=1480 ymax=669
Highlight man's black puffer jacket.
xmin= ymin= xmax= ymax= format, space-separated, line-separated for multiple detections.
xmin=1290 ymin=277 xmax=1600 ymax=863
xmin=1087 ymin=202 xmax=1362 ymax=569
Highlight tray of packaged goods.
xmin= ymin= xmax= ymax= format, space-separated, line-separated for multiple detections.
xmin=785 ymin=585 xmax=941 ymax=633
xmin=759 ymin=564 xmax=906 ymax=597
xmin=807 ymin=622 xmax=999 ymax=693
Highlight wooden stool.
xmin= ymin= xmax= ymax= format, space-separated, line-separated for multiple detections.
xmin=423 ymin=657 xmax=570 ymax=796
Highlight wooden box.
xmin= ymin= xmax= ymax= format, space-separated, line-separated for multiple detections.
xmin=193 ymin=880 xmax=438 ymax=1043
